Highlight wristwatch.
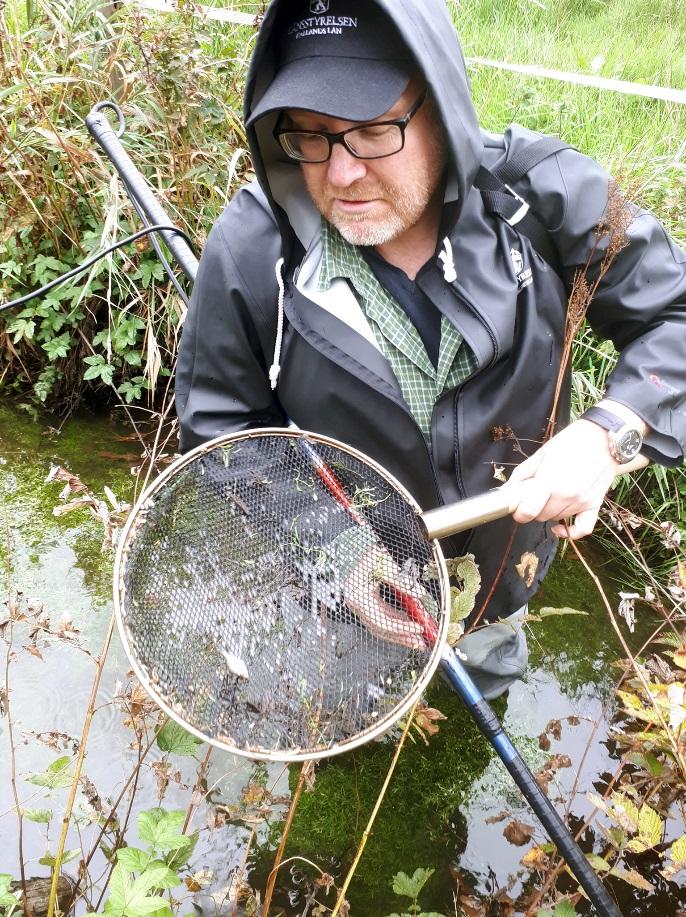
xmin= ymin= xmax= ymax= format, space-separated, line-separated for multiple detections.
xmin=581 ymin=406 xmax=644 ymax=464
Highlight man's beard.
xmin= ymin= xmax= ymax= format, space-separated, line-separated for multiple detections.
xmin=324 ymin=180 xmax=433 ymax=246
xmin=304 ymin=153 xmax=445 ymax=248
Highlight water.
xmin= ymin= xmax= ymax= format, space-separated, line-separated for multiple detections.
xmin=0 ymin=406 xmax=683 ymax=915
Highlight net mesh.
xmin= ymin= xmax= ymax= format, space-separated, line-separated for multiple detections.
xmin=116 ymin=431 xmax=447 ymax=759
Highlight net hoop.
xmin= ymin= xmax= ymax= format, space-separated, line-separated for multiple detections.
xmin=114 ymin=428 xmax=450 ymax=762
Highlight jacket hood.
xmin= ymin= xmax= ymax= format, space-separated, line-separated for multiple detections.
xmin=244 ymin=0 xmax=483 ymax=256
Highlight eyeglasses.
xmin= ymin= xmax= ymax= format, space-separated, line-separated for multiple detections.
xmin=274 ymin=90 xmax=427 ymax=164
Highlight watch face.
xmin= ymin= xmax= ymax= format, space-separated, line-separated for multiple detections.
xmin=615 ymin=429 xmax=642 ymax=460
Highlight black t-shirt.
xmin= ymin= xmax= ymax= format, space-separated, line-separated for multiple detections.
xmin=361 ymin=247 xmax=442 ymax=368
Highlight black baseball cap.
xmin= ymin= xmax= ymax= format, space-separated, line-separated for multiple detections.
xmin=247 ymin=0 xmax=416 ymax=125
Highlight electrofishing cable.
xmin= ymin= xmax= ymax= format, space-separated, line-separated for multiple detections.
xmin=0 ymin=224 xmax=197 ymax=315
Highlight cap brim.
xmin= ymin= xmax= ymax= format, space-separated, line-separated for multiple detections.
xmin=247 ymin=56 xmax=413 ymax=126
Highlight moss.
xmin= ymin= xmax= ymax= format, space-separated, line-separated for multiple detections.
xmin=0 ymin=405 xmax=134 ymax=601
xmin=251 ymin=683 xmax=492 ymax=914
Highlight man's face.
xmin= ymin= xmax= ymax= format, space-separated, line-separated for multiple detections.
xmin=285 ymin=80 xmax=446 ymax=247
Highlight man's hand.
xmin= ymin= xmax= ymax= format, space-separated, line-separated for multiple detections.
xmin=342 ymin=544 xmax=427 ymax=650
xmin=508 ymin=401 xmax=649 ymax=540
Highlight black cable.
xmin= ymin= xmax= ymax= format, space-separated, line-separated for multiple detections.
xmin=0 ymin=225 xmax=197 ymax=314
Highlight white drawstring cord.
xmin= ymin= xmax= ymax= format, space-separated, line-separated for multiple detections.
xmin=438 ymin=236 xmax=457 ymax=283
xmin=269 ymin=257 xmax=285 ymax=390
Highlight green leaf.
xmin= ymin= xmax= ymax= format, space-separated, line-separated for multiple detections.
xmin=23 ymin=808 xmax=52 ymax=823
xmin=7 ymin=317 xmax=35 ymax=343
xmin=83 ymin=355 xmax=115 ymax=385
xmin=42 ymin=332 xmax=72 ymax=360
xmin=553 ymin=902 xmax=578 ymax=916
xmin=139 ymin=862 xmax=181 ymax=890
xmin=538 ymin=606 xmax=588 ymax=618
xmin=627 ymin=803 xmax=663 ymax=852
xmin=103 ymin=864 xmax=169 ymax=917
xmin=157 ymin=720 xmax=202 ymax=757
xmin=25 ymin=755 xmax=74 ymax=789
xmin=38 ymin=848 xmax=80 ymax=866
xmin=134 ymin=261 xmax=165 ymax=289
xmin=164 ymin=833 xmax=198 ymax=872
xmin=585 ymin=853 xmax=610 ymax=873
xmin=391 ymin=868 xmax=434 ymax=900
xmin=668 ymin=834 xmax=686 ymax=865
xmin=116 ymin=848 xmax=153 ymax=873
xmin=138 ymin=809 xmax=189 ymax=853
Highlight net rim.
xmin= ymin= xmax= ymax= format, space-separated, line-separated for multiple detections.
xmin=113 ymin=427 xmax=450 ymax=762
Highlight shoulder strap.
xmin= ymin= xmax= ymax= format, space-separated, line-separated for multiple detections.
xmin=475 ymin=137 xmax=572 ymax=275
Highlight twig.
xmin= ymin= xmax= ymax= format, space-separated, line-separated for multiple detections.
xmin=330 ymin=699 xmax=420 ymax=917
xmin=262 ymin=764 xmax=310 ymax=916
xmin=46 ymin=612 xmax=116 ymax=917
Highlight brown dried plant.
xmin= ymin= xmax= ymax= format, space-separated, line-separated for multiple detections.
xmin=546 ymin=177 xmax=636 ymax=440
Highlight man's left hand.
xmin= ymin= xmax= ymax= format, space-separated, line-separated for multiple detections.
xmin=507 ymin=402 xmax=649 ymax=540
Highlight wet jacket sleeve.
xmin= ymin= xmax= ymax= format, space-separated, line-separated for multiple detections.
xmin=520 ymin=145 xmax=686 ymax=466
xmin=176 ymin=192 xmax=287 ymax=454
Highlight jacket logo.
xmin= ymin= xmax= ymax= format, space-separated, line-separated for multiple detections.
xmin=510 ymin=247 xmax=533 ymax=290
xmin=510 ymin=248 xmax=523 ymax=275
xmin=310 ymin=0 xmax=329 ymax=12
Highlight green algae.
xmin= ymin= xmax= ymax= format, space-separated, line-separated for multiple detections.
xmin=0 ymin=405 xmax=135 ymax=602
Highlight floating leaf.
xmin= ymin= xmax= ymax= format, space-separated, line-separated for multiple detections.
xmin=608 ymin=866 xmax=653 ymax=891
xmin=503 ymin=820 xmax=535 ymax=846
xmin=585 ymin=853 xmax=610 ymax=873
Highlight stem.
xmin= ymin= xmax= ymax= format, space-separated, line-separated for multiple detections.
xmin=262 ymin=764 xmax=309 ymax=916
xmin=46 ymin=612 xmax=116 ymax=917
xmin=330 ymin=701 xmax=419 ymax=917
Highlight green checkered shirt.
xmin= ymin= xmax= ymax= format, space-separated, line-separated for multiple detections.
xmin=317 ymin=220 xmax=476 ymax=443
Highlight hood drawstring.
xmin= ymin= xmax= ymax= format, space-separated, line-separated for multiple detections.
xmin=269 ymin=257 xmax=285 ymax=390
xmin=439 ymin=237 xmax=457 ymax=283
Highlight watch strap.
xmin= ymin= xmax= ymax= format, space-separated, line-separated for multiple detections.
xmin=580 ymin=406 xmax=626 ymax=433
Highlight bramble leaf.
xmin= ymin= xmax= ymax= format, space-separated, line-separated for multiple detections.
xmin=157 ymin=720 xmax=202 ymax=757
xmin=391 ymin=867 xmax=434 ymax=900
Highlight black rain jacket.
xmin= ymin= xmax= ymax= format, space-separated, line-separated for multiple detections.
xmin=176 ymin=0 xmax=686 ymax=621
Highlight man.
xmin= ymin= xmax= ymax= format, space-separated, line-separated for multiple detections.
xmin=176 ymin=0 xmax=686 ymax=697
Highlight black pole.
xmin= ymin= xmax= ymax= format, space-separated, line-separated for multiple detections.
xmin=440 ymin=646 xmax=622 ymax=916
xmin=85 ymin=103 xmax=199 ymax=283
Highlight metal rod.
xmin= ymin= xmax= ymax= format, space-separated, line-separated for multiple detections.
xmin=86 ymin=105 xmax=199 ymax=282
xmin=421 ymin=482 xmax=524 ymax=539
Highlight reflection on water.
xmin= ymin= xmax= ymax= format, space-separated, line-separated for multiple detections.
xmin=1 ymin=406 xmax=683 ymax=915
xmin=0 ymin=407 xmax=263 ymax=887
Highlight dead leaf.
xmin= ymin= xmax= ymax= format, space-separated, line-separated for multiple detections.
xmin=673 ymin=645 xmax=686 ymax=671
xmin=493 ymin=464 xmax=507 ymax=482
xmin=538 ymin=733 xmax=551 ymax=751
xmin=521 ymin=845 xmax=550 ymax=869
xmin=546 ymin=719 xmax=562 ymax=741
xmin=515 ymin=552 xmax=539 ymax=588
xmin=503 ymin=820 xmax=535 ymax=846
xmin=23 ymin=644 xmax=44 ymax=661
